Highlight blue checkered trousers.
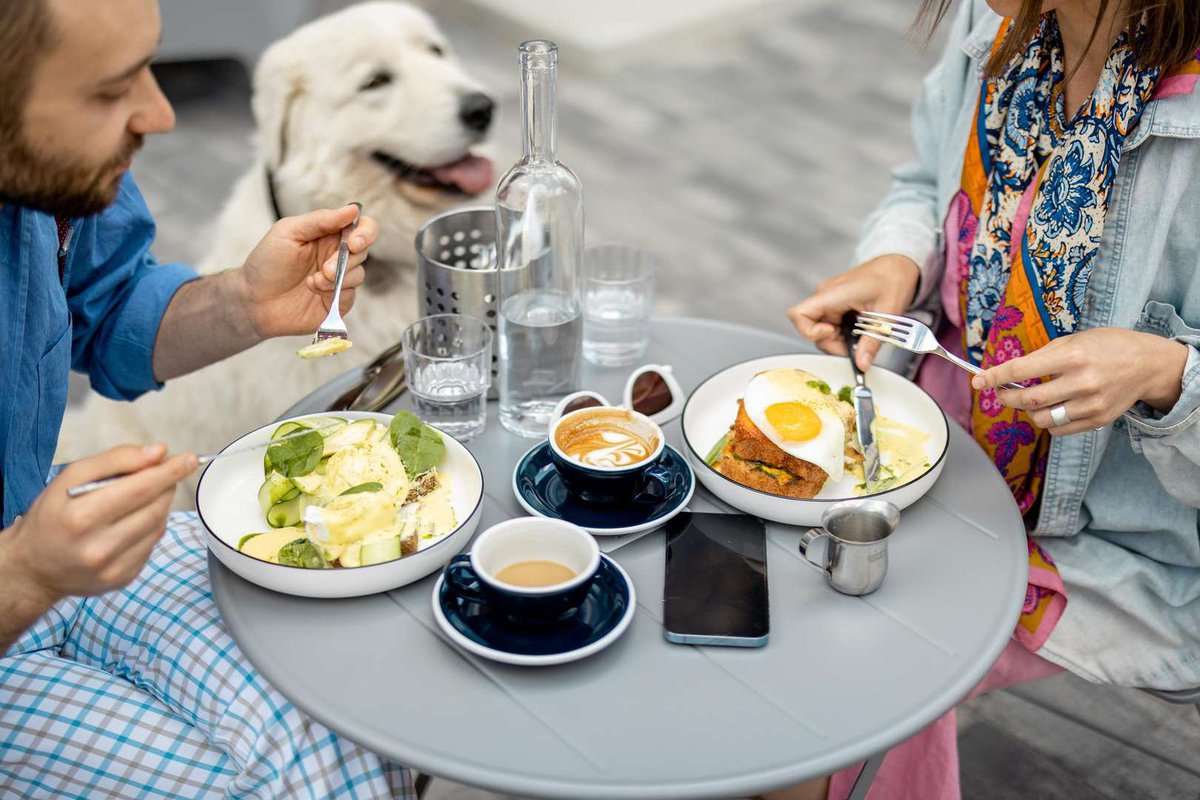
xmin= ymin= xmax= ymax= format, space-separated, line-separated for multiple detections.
xmin=0 ymin=513 xmax=415 ymax=799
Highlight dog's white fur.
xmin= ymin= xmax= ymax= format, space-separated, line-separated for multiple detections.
xmin=57 ymin=2 xmax=493 ymax=507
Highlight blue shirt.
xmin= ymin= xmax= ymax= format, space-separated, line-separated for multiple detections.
xmin=0 ymin=175 xmax=197 ymax=525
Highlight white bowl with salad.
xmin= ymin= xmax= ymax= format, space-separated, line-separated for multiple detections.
xmin=197 ymin=411 xmax=484 ymax=598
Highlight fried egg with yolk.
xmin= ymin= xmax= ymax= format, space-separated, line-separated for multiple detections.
xmin=742 ymin=369 xmax=849 ymax=481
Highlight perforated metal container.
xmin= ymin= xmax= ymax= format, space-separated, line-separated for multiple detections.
xmin=415 ymin=206 xmax=500 ymax=396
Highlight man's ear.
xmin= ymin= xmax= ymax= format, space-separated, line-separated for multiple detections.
xmin=252 ymin=40 xmax=308 ymax=169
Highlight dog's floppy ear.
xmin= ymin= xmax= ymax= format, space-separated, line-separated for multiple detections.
xmin=252 ymin=38 xmax=309 ymax=169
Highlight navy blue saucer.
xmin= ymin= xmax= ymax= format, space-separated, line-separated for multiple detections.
xmin=512 ymin=442 xmax=694 ymax=535
xmin=433 ymin=555 xmax=635 ymax=665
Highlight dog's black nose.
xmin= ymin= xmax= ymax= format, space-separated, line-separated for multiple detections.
xmin=459 ymin=92 xmax=494 ymax=133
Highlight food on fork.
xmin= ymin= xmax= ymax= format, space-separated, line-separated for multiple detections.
xmin=238 ymin=411 xmax=456 ymax=568
xmin=296 ymin=338 xmax=354 ymax=359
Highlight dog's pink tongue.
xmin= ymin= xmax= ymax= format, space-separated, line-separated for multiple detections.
xmin=431 ymin=155 xmax=493 ymax=196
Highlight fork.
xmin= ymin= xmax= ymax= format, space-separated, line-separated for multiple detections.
xmin=853 ymin=310 xmax=1024 ymax=392
xmin=310 ymin=202 xmax=363 ymax=347
xmin=65 ymin=421 xmax=343 ymax=498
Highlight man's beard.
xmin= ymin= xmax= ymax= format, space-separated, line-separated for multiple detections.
xmin=0 ymin=133 xmax=143 ymax=218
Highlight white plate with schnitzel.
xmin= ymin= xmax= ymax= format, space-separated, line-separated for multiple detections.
xmin=681 ymin=354 xmax=949 ymax=526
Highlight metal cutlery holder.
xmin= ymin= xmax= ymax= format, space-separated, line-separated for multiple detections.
xmin=416 ymin=206 xmax=501 ymax=397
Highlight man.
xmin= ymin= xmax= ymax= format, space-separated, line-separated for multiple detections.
xmin=0 ymin=0 xmax=414 ymax=796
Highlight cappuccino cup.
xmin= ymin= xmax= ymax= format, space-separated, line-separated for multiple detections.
xmin=548 ymin=406 xmax=671 ymax=503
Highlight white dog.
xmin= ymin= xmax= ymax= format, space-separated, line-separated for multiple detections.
xmin=57 ymin=2 xmax=495 ymax=507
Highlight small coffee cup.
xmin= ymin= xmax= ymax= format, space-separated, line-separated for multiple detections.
xmin=443 ymin=518 xmax=601 ymax=624
xmin=548 ymin=406 xmax=671 ymax=504
xmin=798 ymin=500 xmax=899 ymax=596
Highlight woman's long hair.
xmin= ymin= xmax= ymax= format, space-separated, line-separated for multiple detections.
xmin=914 ymin=0 xmax=1200 ymax=75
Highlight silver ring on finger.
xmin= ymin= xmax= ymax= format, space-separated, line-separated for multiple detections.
xmin=1049 ymin=403 xmax=1071 ymax=427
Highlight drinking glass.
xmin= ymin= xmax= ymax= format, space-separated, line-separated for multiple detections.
xmin=582 ymin=244 xmax=657 ymax=367
xmin=402 ymin=314 xmax=493 ymax=441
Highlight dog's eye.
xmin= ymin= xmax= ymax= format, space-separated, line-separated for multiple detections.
xmin=360 ymin=70 xmax=394 ymax=91
xmin=429 ymin=44 xmax=445 ymax=57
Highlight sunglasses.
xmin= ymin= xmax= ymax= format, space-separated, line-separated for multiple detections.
xmin=551 ymin=364 xmax=685 ymax=425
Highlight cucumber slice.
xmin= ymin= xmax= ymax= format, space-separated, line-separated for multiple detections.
xmin=277 ymin=538 xmax=328 ymax=569
xmin=360 ymin=535 xmax=402 ymax=566
xmin=291 ymin=473 xmax=324 ymax=495
xmin=323 ymin=419 xmax=377 ymax=456
xmin=267 ymin=495 xmax=303 ymax=528
xmin=258 ymin=472 xmax=297 ymax=516
xmin=271 ymin=421 xmax=309 ymax=440
xmin=301 ymin=417 xmax=348 ymax=437
xmin=263 ymin=451 xmax=273 ymax=476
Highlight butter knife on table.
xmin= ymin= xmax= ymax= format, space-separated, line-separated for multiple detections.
xmin=841 ymin=313 xmax=881 ymax=489
xmin=326 ymin=340 xmax=407 ymax=412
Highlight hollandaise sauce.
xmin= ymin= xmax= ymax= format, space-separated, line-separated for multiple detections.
xmin=416 ymin=478 xmax=456 ymax=545
xmin=851 ymin=416 xmax=932 ymax=495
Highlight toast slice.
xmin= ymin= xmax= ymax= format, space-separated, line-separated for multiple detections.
xmin=713 ymin=441 xmax=827 ymax=499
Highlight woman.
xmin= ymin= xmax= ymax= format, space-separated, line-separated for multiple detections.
xmin=779 ymin=0 xmax=1200 ymax=797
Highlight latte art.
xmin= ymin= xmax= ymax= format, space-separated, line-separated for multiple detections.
xmin=558 ymin=425 xmax=655 ymax=468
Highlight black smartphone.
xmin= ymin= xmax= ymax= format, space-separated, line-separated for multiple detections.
xmin=663 ymin=511 xmax=769 ymax=647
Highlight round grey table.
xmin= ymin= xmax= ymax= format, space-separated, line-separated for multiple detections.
xmin=209 ymin=318 xmax=1028 ymax=800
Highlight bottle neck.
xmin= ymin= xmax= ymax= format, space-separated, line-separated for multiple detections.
xmin=521 ymin=62 xmax=556 ymax=163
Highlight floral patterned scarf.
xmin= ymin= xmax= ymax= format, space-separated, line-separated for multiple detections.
xmin=952 ymin=14 xmax=1161 ymax=648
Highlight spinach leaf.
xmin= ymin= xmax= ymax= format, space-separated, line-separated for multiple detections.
xmin=389 ymin=411 xmax=445 ymax=475
xmin=266 ymin=429 xmax=324 ymax=477
xmin=340 ymin=482 xmax=383 ymax=496
xmin=277 ymin=538 xmax=328 ymax=569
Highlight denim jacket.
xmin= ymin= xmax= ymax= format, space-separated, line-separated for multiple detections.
xmin=856 ymin=0 xmax=1200 ymax=689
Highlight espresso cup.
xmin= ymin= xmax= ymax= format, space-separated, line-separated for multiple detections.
xmin=798 ymin=500 xmax=899 ymax=596
xmin=443 ymin=518 xmax=601 ymax=624
xmin=548 ymin=406 xmax=670 ymax=504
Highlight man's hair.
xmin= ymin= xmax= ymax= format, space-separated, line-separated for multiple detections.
xmin=0 ymin=0 xmax=55 ymax=140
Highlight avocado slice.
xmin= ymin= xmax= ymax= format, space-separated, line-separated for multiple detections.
xmin=238 ymin=527 xmax=306 ymax=563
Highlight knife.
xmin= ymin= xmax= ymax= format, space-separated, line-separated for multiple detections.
xmin=842 ymin=313 xmax=881 ymax=489
xmin=327 ymin=339 xmax=407 ymax=412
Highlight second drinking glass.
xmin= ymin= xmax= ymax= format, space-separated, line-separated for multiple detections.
xmin=582 ymin=244 xmax=657 ymax=367
xmin=402 ymin=314 xmax=493 ymax=441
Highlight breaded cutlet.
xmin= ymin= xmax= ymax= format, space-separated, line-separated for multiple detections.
xmin=713 ymin=441 xmax=826 ymax=499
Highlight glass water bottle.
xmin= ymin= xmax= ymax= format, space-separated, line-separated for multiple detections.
xmin=495 ymin=40 xmax=584 ymax=438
